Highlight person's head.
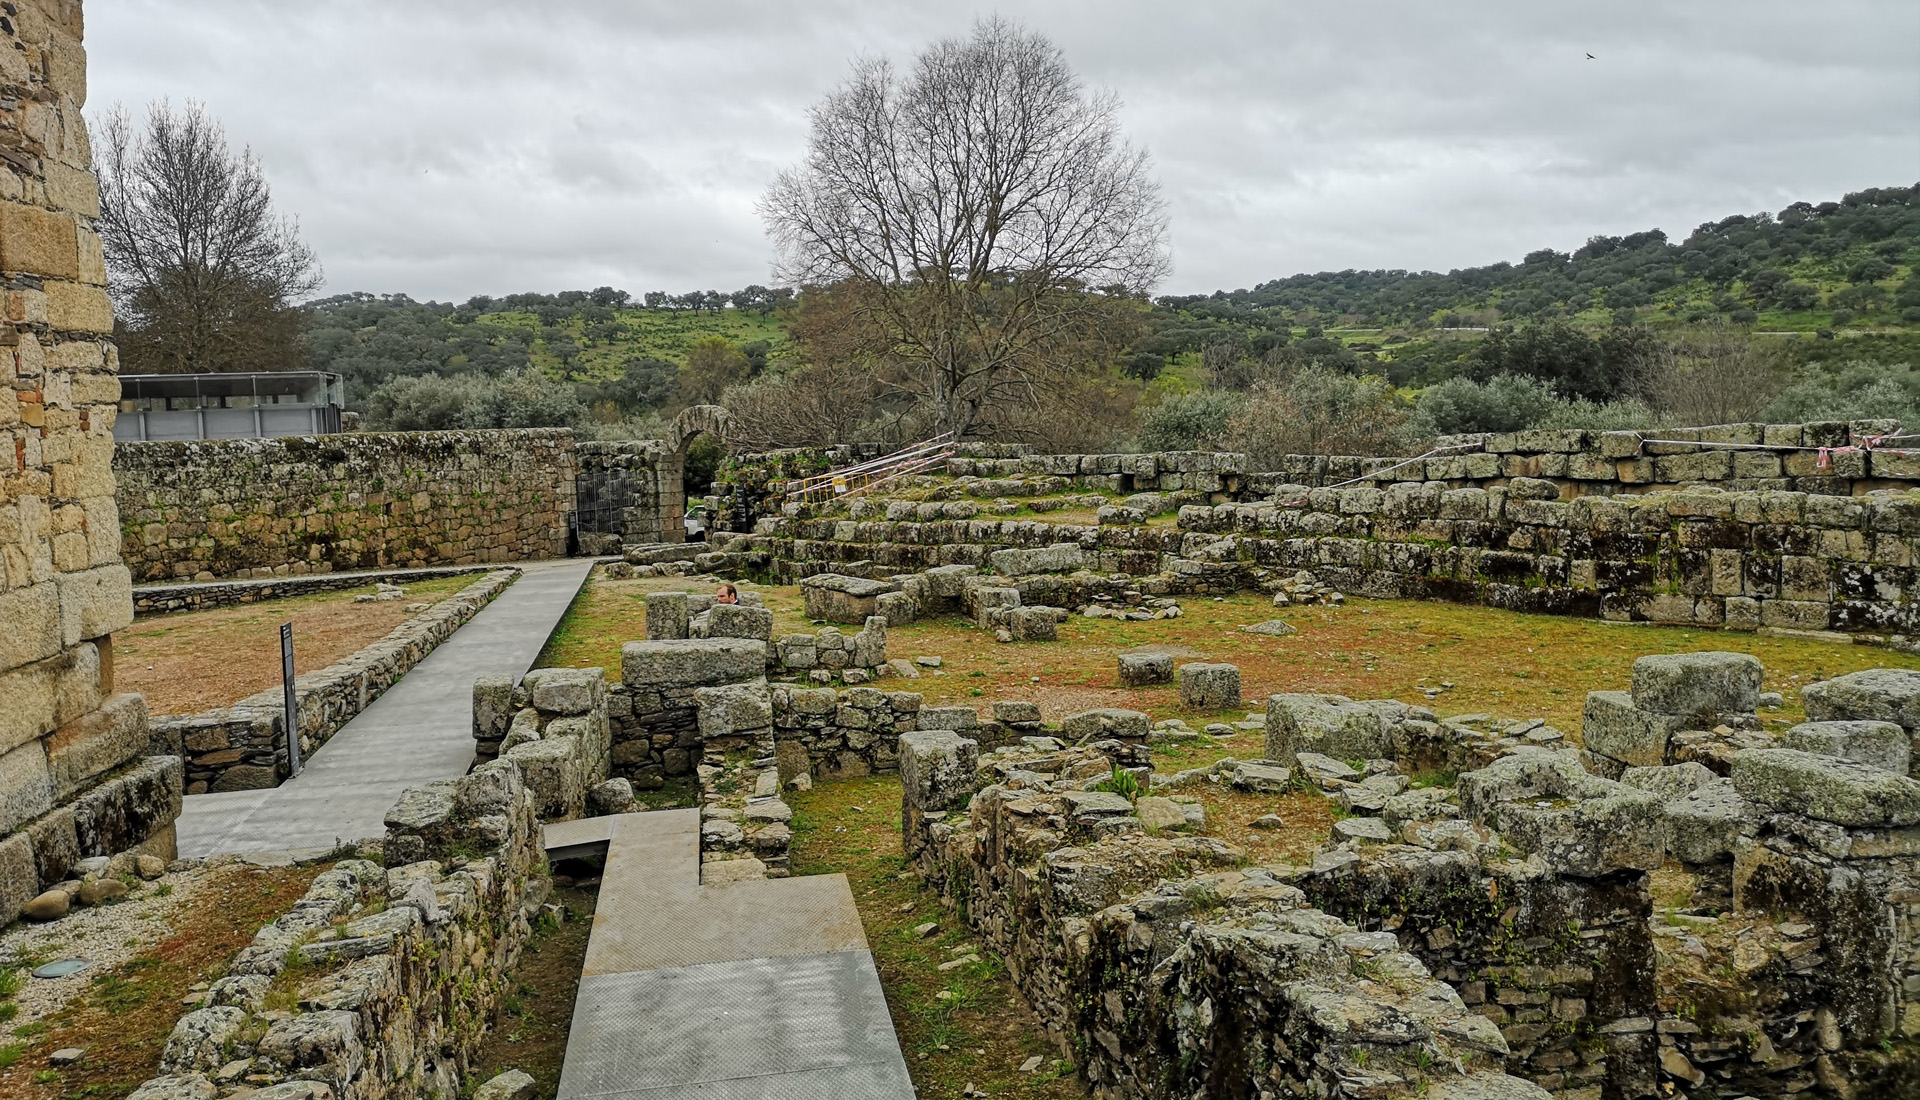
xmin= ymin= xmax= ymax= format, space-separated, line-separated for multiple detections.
xmin=716 ymin=582 xmax=738 ymax=604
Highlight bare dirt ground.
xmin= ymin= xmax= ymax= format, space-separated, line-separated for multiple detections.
xmin=117 ymin=574 xmax=480 ymax=715
xmin=0 ymin=860 xmax=324 ymax=1099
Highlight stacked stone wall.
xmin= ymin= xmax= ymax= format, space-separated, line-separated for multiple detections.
xmin=575 ymin=439 xmax=678 ymax=553
xmin=0 ymin=0 xmax=182 ymax=928
xmin=899 ymin=734 xmax=1547 ymax=1100
xmin=741 ymin=479 xmax=1920 ymax=639
xmin=113 ymin=429 xmax=579 ymax=581
xmin=128 ymin=755 xmax=548 ymax=1100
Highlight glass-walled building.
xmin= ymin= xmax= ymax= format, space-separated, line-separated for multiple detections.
xmin=114 ymin=372 xmax=346 ymax=441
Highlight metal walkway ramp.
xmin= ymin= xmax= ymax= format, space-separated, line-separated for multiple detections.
xmin=549 ymin=812 xmax=916 ymax=1099
xmin=176 ymin=559 xmax=596 ymax=857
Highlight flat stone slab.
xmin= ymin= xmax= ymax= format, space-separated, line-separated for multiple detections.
xmin=557 ymin=953 xmax=914 ymax=1100
xmin=798 ymin=573 xmax=896 ymax=597
xmin=559 ymin=811 xmax=910 ymax=1099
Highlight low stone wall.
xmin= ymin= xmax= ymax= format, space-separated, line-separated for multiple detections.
xmin=114 ymin=430 xmax=579 ymax=581
xmin=900 ymin=733 xmax=1546 ymax=1100
xmin=133 ymin=566 xmax=496 ymax=616
xmin=149 ymin=570 xmax=517 ymax=793
xmin=128 ymin=757 xmax=546 ymax=1100
xmin=900 ymin=652 xmax=1920 ymax=1098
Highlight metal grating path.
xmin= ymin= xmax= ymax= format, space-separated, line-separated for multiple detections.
xmin=554 ymin=813 xmax=915 ymax=1099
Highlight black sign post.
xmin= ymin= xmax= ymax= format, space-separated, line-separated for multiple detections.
xmin=280 ymin=622 xmax=302 ymax=778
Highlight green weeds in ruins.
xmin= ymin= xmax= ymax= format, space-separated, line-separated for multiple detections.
xmin=788 ymin=774 xmax=1086 ymax=1099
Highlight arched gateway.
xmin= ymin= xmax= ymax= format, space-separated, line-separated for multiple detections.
xmin=663 ymin=404 xmax=737 ymax=542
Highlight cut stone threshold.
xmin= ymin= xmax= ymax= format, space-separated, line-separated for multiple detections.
xmin=545 ymin=810 xmax=914 ymax=1099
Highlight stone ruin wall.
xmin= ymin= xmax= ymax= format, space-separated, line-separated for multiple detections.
xmin=895 ymin=652 xmax=1920 ymax=1100
xmin=732 ymin=466 xmax=1920 ymax=643
xmin=113 ymin=428 xmax=580 ymax=581
xmin=0 ymin=0 xmax=182 ymax=929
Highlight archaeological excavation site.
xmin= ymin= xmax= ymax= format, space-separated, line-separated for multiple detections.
xmin=5 ymin=4 xmax=1920 ymax=1100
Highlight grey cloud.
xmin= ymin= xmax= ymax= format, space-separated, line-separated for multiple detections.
xmin=87 ymin=1 xmax=1920 ymax=300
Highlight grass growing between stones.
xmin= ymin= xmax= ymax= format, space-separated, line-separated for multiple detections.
xmin=787 ymin=775 xmax=1085 ymax=1100
xmin=535 ymin=569 xmax=810 ymax=673
xmin=118 ymin=572 xmax=482 ymax=715
xmin=0 ymin=862 xmax=323 ymax=1100
xmin=467 ymin=882 xmax=599 ymax=1100
xmin=882 ymin=590 xmax=1920 ymax=733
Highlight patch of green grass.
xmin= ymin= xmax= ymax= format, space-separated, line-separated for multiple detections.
xmin=787 ymin=774 xmax=1082 ymax=1099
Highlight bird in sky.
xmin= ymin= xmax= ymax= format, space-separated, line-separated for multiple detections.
xmin=1586 ymin=52 xmax=1596 ymax=59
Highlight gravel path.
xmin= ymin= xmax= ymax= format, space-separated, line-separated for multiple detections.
xmin=0 ymin=859 xmax=232 ymax=1028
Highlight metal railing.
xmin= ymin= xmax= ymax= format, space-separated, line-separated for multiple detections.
xmin=784 ymin=432 xmax=957 ymax=504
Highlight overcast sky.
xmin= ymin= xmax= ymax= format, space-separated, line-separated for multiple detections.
xmin=87 ymin=1 xmax=1920 ymax=303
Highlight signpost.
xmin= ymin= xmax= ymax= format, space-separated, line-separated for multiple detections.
xmin=280 ymin=622 xmax=302 ymax=778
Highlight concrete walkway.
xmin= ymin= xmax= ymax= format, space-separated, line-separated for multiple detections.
xmin=175 ymin=558 xmax=597 ymax=857
xmin=548 ymin=813 xmax=915 ymax=1099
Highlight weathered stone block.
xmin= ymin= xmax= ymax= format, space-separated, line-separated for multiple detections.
xmin=1117 ymin=651 xmax=1174 ymax=685
xmin=708 ymin=603 xmax=774 ymax=642
xmin=1265 ymin=693 xmax=1407 ymax=767
xmin=917 ymin=706 xmax=979 ymax=731
xmin=71 ymin=755 xmax=183 ymax=858
xmin=645 ymin=591 xmax=690 ymax=639
xmin=1661 ymin=778 xmax=1752 ymax=864
xmin=0 ymin=829 xmax=37 ymax=927
xmin=1580 ymin=691 xmax=1679 ymax=769
xmin=45 ymin=692 xmax=149 ymax=799
xmin=472 ymin=674 xmax=515 ymax=744
xmin=0 ymin=739 xmax=55 ymax=835
xmin=0 ymin=581 xmax=62 ymax=673
xmin=1732 ymin=747 xmax=1920 ymax=826
xmin=1061 ymin=708 xmax=1149 ymax=743
xmin=621 ymin=639 xmax=764 ymax=688
xmin=1178 ymin=662 xmax=1241 ymax=709
xmin=899 ymin=729 xmax=980 ymax=856
xmin=987 ymin=543 xmax=1084 ymax=576
xmin=695 ymin=681 xmax=773 ymax=739
xmin=522 ymin=666 xmax=604 ymax=716
xmin=55 ymin=564 xmax=133 ymax=647
xmin=800 ymin=573 xmax=895 ymax=623
xmin=992 ymin=701 xmax=1041 ymax=724
xmin=1782 ymin=719 xmax=1910 ymax=775
xmin=1628 ymin=651 xmax=1762 ymax=718
xmin=1457 ymin=751 xmax=1665 ymax=876
xmin=1802 ymin=668 xmax=1920 ymax=732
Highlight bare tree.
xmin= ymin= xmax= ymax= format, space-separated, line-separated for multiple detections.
xmin=1645 ymin=327 xmax=1789 ymax=426
xmin=760 ymin=17 xmax=1167 ymax=439
xmin=96 ymin=101 xmax=321 ymax=373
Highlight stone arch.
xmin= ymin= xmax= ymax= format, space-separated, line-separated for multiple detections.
xmin=662 ymin=405 xmax=737 ymax=543
xmin=667 ymin=404 xmax=737 ymax=455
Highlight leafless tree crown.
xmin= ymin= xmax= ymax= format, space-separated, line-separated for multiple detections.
xmin=760 ymin=17 xmax=1167 ymax=437
xmin=96 ymin=100 xmax=321 ymax=373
